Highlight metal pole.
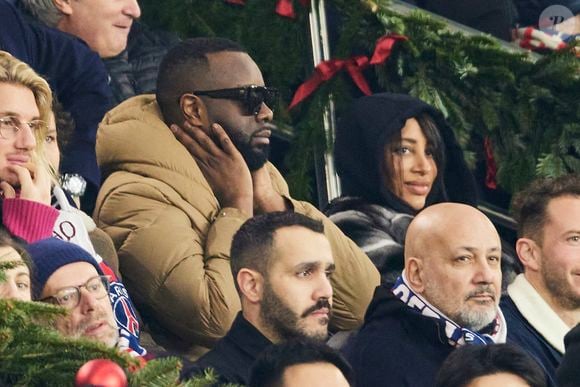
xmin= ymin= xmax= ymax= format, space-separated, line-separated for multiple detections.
xmin=308 ymin=0 xmax=342 ymax=208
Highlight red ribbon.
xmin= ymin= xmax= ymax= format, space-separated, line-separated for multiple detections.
xmin=484 ymin=136 xmax=498 ymax=189
xmin=370 ymin=34 xmax=408 ymax=64
xmin=276 ymin=0 xmax=309 ymax=18
xmin=225 ymin=0 xmax=308 ymax=18
xmin=289 ymin=34 xmax=408 ymax=109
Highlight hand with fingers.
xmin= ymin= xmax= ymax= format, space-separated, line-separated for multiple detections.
xmin=170 ymin=122 xmax=254 ymax=217
xmin=0 ymin=163 xmax=52 ymax=205
xmin=251 ymin=166 xmax=289 ymax=214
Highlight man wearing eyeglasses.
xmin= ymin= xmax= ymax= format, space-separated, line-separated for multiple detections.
xmin=27 ymin=238 xmax=120 ymax=349
xmin=93 ymin=37 xmax=379 ymax=359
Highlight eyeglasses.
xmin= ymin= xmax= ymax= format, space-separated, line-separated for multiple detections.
xmin=41 ymin=275 xmax=110 ymax=310
xmin=194 ymin=85 xmax=278 ymax=116
xmin=0 ymin=116 xmax=47 ymax=139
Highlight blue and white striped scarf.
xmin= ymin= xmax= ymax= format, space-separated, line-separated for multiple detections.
xmin=392 ymin=273 xmax=506 ymax=346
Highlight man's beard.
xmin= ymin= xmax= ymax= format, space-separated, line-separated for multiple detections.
xmin=453 ymin=286 xmax=498 ymax=331
xmin=260 ymin=282 xmax=330 ymax=342
xmin=229 ymin=130 xmax=269 ymax=171
xmin=542 ymin=258 xmax=580 ymax=310
xmin=424 ymin=280 xmax=498 ymax=332
xmin=454 ymin=304 xmax=498 ymax=332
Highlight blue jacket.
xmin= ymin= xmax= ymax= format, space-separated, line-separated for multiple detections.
xmin=501 ymin=295 xmax=561 ymax=386
xmin=0 ymin=0 xmax=112 ymax=209
xmin=343 ymin=286 xmax=455 ymax=387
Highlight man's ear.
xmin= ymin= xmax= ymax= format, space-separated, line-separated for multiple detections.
xmin=237 ymin=269 xmax=264 ymax=304
xmin=179 ymin=94 xmax=207 ymax=127
xmin=516 ymin=238 xmax=541 ymax=272
xmin=53 ymin=0 xmax=73 ymax=15
xmin=406 ymin=257 xmax=425 ymax=293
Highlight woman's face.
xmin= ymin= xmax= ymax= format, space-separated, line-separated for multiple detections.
xmin=383 ymin=118 xmax=438 ymax=210
xmin=0 ymin=245 xmax=31 ymax=301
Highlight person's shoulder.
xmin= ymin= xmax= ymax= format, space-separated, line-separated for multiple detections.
xmin=499 ymin=294 xmax=519 ymax=316
xmin=352 ymin=289 xmax=408 ymax=339
xmin=345 ymin=309 xmax=447 ymax=386
xmin=127 ymin=22 xmax=180 ymax=53
xmin=500 ymin=295 xmax=548 ymax=349
xmin=183 ymin=342 xmax=246 ymax=385
xmin=104 ymin=94 xmax=158 ymax=121
xmin=500 ymin=295 xmax=531 ymax=333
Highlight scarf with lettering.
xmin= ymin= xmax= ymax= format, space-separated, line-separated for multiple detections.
xmin=52 ymin=185 xmax=146 ymax=357
xmin=392 ymin=273 xmax=506 ymax=346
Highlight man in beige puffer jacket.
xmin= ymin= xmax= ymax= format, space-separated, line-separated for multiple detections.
xmin=94 ymin=37 xmax=379 ymax=359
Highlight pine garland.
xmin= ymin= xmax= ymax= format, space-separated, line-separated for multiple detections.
xmin=0 ymin=298 xmax=134 ymax=386
xmin=140 ymin=0 xmax=579 ymax=200
xmin=0 ymin=297 xmax=240 ymax=385
xmin=0 ymin=261 xmax=237 ymax=385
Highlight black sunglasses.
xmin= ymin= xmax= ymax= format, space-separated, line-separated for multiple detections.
xmin=194 ymin=85 xmax=278 ymax=116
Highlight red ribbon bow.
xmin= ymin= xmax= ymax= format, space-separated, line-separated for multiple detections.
xmin=289 ymin=34 xmax=407 ymax=109
xmin=225 ymin=0 xmax=308 ymax=19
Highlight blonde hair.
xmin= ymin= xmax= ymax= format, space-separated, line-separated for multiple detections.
xmin=0 ymin=50 xmax=56 ymax=183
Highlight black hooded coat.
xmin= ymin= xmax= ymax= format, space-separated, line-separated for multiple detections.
xmin=325 ymin=93 xmax=478 ymax=285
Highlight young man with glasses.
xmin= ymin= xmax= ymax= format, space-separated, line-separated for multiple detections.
xmin=27 ymin=238 xmax=122 ymax=350
xmin=0 ymin=50 xmax=58 ymax=244
xmin=93 ymin=37 xmax=379 ymax=359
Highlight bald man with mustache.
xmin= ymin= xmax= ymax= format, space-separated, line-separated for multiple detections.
xmin=344 ymin=203 xmax=508 ymax=386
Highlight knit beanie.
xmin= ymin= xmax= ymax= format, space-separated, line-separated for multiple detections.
xmin=26 ymin=238 xmax=103 ymax=300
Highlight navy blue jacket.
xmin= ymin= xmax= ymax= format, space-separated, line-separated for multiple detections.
xmin=343 ymin=286 xmax=455 ymax=387
xmin=501 ymin=295 xmax=561 ymax=387
xmin=0 ymin=0 xmax=112 ymax=210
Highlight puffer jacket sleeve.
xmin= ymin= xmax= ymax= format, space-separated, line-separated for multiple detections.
xmin=267 ymin=165 xmax=380 ymax=331
xmin=95 ymin=175 xmax=245 ymax=349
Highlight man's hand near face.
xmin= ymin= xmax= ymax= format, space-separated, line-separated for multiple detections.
xmin=170 ymin=122 xmax=254 ymax=217
xmin=251 ymin=166 xmax=290 ymax=214
xmin=0 ymin=163 xmax=52 ymax=205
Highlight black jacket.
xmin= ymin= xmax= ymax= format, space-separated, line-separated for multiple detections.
xmin=342 ymin=285 xmax=455 ymax=387
xmin=104 ymin=22 xmax=180 ymax=105
xmin=557 ymin=323 xmax=580 ymax=387
xmin=181 ymin=313 xmax=272 ymax=385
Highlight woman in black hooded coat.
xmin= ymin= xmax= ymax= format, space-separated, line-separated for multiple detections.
xmin=325 ymin=93 xmax=499 ymax=286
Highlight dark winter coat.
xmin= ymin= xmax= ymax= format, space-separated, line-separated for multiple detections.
xmin=558 ymin=323 xmax=580 ymax=387
xmin=342 ymin=285 xmax=456 ymax=387
xmin=104 ymin=22 xmax=180 ymax=105
xmin=181 ymin=313 xmax=272 ymax=385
